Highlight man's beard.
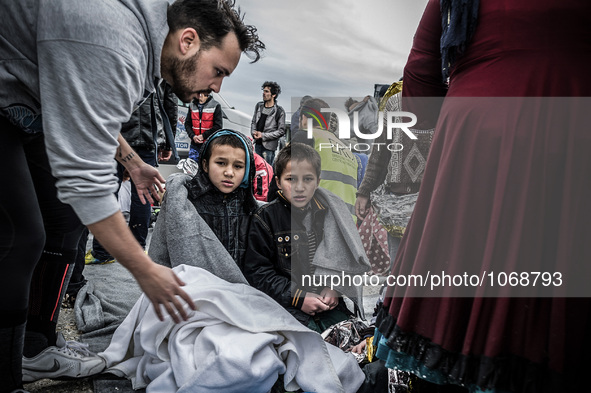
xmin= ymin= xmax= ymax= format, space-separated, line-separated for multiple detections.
xmin=162 ymin=50 xmax=203 ymax=103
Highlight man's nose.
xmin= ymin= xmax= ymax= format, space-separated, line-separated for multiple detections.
xmin=210 ymin=80 xmax=221 ymax=93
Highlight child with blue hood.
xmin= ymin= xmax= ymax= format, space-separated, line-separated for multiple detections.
xmin=183 ymin=129 xmax=258 ymax=270
xmin=148 ymin=129 xmax=257 ymax=282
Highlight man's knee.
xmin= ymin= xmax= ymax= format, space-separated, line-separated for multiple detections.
xmin=0 ymin=204 xmax=45 ymax=265
xmin=43 ymin=212 xmax=84 ymax=264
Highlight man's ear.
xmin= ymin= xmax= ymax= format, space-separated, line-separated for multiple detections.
xmin=178 ymin=28 xmax=201 ymax=56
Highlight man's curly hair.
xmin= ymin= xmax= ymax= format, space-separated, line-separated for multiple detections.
xmin=168 ymin=0 xmax=265 ymax=63
xmin=262 ymin=81 xmax=281 ymax=98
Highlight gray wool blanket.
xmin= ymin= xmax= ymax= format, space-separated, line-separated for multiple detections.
xmin=74 ymin=262 xmax=144 ymax=392
xmin=311 ymin=187 xmax=372 ymax=317
xmin=148 ymin=173 xmax=249 ymax=284
xmin=74 ymin=173 xmax=246 ymax=352
xmin=75 ymin=262 xmax=142 ymax=352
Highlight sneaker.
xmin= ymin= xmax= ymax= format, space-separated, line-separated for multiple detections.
xmin=22 ymin=333 xmax=106 ymax=382
xmin=84 ymin=250 xmax=114 ymax=265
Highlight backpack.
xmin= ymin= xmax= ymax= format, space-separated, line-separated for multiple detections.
xmin=253 ymin=152 xmax=273 ymax=202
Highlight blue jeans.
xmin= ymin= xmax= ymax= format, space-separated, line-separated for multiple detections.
xmin=255 ymin=143 xmax=275 ymax=166
xmin=188 ymin=143 xmax=202 ymax=162
xmin=387 ymin=232 xmax=401 ymax=272
xmin=92 ymin=148 xmax=157 ymax=261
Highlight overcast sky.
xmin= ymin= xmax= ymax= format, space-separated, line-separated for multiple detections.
xmin=218 ymin=0 xmax=429 ymax=118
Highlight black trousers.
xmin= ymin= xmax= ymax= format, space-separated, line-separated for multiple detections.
xmin=0 ymin=116 xmax=83 ymax=346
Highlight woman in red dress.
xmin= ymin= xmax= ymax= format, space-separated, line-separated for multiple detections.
xmin=375 ymin=1 xmax=591 ymax=392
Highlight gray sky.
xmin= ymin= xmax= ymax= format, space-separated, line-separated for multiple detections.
xmin=219 ymin=0 xmax=429 ymax=118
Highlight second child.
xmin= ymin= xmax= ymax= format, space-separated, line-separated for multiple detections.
xmin=245 ymin=143 xmax=370 ymax=333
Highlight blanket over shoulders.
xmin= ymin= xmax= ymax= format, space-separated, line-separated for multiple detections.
xmin=312 ymin=188 xmax=372 ymax=317
xmin=148 ymin=173 xmax=248 ymax=284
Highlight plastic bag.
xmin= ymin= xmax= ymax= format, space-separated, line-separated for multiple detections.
xmin=176 ymin=158 xmax=199 ymax=176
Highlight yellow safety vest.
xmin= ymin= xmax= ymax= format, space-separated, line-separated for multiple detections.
xmin=311 ymin=129 xmax=358 ymax=220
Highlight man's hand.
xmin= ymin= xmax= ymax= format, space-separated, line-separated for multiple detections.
xmin=116 ymin=135 xmax=165 ymax=204
xmin=158 ymin=149 xmax=173 ymax=162
xmin=133 ymin=263 xmax=197 ymax=323
xmin=355 ymin=194 xmax=370 ymax=220
xmin=301 ymin=292 xmax=332 ymax=316
xmin=88 ymin=212 xmax=196 ymax=323
xmin=253 ymin=131 xmax=262 ymax=140
xmin=128 ymin=162 xmax=165 ymax=205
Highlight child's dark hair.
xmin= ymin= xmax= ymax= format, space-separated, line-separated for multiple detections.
xmin=275 ymin=143 xmax=321 ymax=179
xmin=201 ymin=133 xmax=246 ymax=167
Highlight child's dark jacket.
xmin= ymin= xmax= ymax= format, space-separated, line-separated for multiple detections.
xmin=245 ymin=192 xmax=324 ymax=325
xmin=185 ymin=130 xmax=258 ymax=270
xmin=245 ymin=188 xmax=371 ymax=325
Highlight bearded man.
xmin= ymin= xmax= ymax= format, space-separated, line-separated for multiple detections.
xmin=0 ymin=0 xmax=263 ymax=389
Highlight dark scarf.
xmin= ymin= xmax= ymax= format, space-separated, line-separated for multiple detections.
xmin=440 ymin=0 xmax=480 ymax=80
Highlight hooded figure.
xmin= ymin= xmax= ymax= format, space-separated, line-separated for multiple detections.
xmin=185 ymin=129 xmax=258 ymax=270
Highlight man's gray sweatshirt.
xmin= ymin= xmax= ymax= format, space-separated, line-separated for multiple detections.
xmin=0 ymin=0 xmax=172 ymax=225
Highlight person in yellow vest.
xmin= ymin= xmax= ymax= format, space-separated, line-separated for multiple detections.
xmin=291 ymin=98 xmax=358 ymax=221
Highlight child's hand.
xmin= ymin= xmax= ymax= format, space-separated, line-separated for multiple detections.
xmin=320 ymin=287 xmax=339 ymax=309
xmin=301 ymin=293 xmax=331 ymax=316
xmin=350 ymin=340 xmax=367 ymax=354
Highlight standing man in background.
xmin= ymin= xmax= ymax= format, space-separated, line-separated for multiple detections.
xmin=251 ymin=81 xmax=286 ymax=165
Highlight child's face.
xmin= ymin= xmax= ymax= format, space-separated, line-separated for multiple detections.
xmin=203 ymin=144 xmax=246 ymax=194
xmin=277 ymin=160 xmax=319 ymax=208
xmin=198 ymin=92 xmax=208 ymax=104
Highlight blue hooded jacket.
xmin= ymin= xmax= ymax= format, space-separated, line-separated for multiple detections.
xmin=185 ymin=129 xmax=257 ymax=270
